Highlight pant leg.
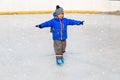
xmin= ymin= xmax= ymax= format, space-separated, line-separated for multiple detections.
xmin=54 ymin=40 xmax=63 ymax=56
xmin=62 ymin=40 xmax=66 ymax=54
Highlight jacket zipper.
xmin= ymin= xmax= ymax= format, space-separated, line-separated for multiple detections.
xmin=60 ymin=19 xmax=63 ymax=40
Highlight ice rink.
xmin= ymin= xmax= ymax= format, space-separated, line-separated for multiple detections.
xmin=0 ymin=14 xmax=120 ymax=80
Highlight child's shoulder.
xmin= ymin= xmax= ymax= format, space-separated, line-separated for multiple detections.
xmin=63 ymin=17 xmax=67 ymax=19
xmin=63 ymin=17 xmax=68 ymax=20
xmin=62 ymin=18 xmax=71 ymax=21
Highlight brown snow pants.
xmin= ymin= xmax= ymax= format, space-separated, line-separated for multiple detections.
xmin=54 ymin=40 xmax=66 ymax=56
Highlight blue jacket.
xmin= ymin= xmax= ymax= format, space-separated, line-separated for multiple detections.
xmin=39 ymin=18 xmax=82 ymax=40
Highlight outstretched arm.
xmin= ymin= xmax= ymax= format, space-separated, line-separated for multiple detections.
xmin=67 ymin=18 xmax=84 ymax=25
xmin=35 ymin=20 xmax=53 ymax=28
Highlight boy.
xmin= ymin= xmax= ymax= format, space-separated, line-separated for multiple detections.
xmin=36 ymin=5 xmax=84 ymax=65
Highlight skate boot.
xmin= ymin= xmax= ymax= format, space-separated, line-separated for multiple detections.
xmin=56 ymin=58 xmax=63 ymax=65
xmin=61 ymin=57 xmax=64 ymax=63
xmin=56 ymin=55 xmax=63 ymax=65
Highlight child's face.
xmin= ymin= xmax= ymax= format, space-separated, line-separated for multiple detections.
xmin=57 ymin=13 xmax=64 ymax=19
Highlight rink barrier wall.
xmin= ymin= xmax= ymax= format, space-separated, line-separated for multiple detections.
xmin=0 ymin=10 xmax=102 ymax=15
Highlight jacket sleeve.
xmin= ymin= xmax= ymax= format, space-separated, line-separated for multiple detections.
xmin=39 ymin=19 xmax=53 ymax=28
xmin=67 ymin=18 xmax=82 ymax=25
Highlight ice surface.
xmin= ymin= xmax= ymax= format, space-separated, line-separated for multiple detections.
xmin=0 ymin=14 xmax=120 ymax=80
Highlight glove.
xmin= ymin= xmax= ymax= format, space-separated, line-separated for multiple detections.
xmin=35 ymin=25 xmax=39 ymax=27
xmin=81 ymin=21 xmax=85 ymax=25
xmin=35 ymin=25 xmax=42 ymax=28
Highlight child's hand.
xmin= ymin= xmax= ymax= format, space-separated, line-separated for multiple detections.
xmin=81 ymin=21 xmax=85 ymax=25
xmin=35 ymin=25 xmax=39 ymax=27
xmin=35 ymin=25 xmax=42 ymax=28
